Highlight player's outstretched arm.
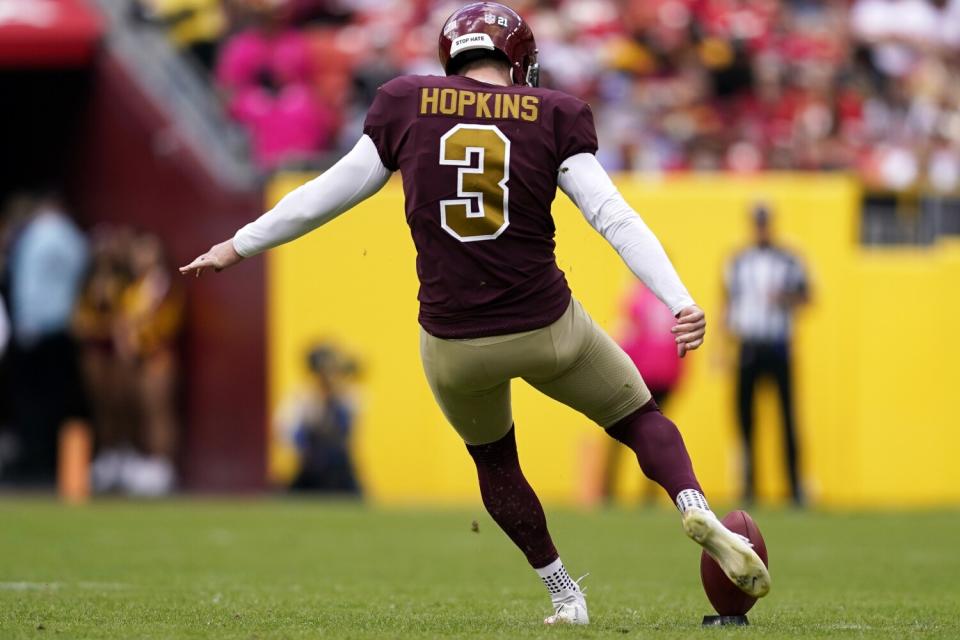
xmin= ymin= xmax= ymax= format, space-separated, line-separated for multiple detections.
xmin=179 ymin=135 xmax=392 ymax=277
xmin=557 ymin=152 xmax=705 ymax=357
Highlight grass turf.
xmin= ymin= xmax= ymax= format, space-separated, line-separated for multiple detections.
xmin=1 ymin=500 xmax=958 ymax=638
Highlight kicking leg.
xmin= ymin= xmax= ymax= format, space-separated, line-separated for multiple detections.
xmin=527 ymin=302 xmax=701 ymax=506
xmin=527 ymin=299 xmax=769 ymax=599
xmin=605 ymin=399 xmax=702 ymax=502
xmin=607 ymin=401 xmax=770 ymax=597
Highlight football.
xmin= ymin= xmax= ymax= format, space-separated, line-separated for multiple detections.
xmin=700 ymin=510 xmax=769 ymax=616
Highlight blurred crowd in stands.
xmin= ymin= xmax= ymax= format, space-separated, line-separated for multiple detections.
xmin=134 ymin=0 xmax=960 ymax=190
xmin=0 ymin=194 xmax=183 ymax=495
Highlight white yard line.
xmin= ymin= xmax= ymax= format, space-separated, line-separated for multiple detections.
xmin=0 ymin=582 xmax=61 ymax=591
xmin=0 ymin=581 xmax=127 ymax=591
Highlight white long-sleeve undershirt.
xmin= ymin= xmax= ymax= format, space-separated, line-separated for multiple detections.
xmin=557 ymin=153 xmax=695 ymax=315
xmin=233 ymin=137 xmax=694 ymax=316
xmin=232 ymin=135 xmax=392 ymax=258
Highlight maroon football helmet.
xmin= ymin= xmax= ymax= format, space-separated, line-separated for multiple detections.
xmin=438 ymin=2 xmax=539 ymax=87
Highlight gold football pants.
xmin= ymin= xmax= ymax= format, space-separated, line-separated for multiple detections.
xmin=420 ymin=298 xmax=651 ymax=445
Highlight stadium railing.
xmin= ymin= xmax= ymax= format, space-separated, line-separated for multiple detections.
xmin=91 ymin=0 xmax=256 ymax=191
xmin=861 ymin=192 xmax=960 ymax=246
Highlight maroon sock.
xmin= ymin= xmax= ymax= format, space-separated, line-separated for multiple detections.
xmin=605 ymin=399 xmax=703 ymax=501
xmin=466 ymin=426 xmax=559 ymax=568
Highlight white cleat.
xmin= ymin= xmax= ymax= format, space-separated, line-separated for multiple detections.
xmin=544 ymin=594 xmax=589 ymax=625
xmin=682 ymin=509 xmax=771 ymax=598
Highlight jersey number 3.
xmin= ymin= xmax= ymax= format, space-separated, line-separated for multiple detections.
xmin=438 ymin=124 xmax=510 ymax=242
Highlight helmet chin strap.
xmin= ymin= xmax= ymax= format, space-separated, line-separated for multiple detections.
xmin=513 ymin=61 xmax=539 ymax=87
xmin=526 ymin=62 xmax=540 ymax=88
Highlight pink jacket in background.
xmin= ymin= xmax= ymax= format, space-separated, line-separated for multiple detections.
xmin=216 ymin=29 xmax=332 ymax=170
xmin=230 ymin=84 xmax=334 ymax=170
xmin=619 ymin=284 xmax=684 ymax=392
xmin=216 ymin=30 xmax=312 ymax=90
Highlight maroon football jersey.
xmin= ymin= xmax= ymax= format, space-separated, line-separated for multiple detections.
xmin=363 ymin=74 xmax=598 ymax=338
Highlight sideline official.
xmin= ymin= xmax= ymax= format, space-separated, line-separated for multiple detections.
xmin=724 ymin=204 xmax=809 ymax=506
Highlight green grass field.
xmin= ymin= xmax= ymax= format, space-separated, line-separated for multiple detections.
xmin=1 ymin=500 xmax=958 ymax=639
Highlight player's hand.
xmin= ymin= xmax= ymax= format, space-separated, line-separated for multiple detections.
xmin=672 ymin=305 xmax=706 ymax=358
xmin=179 ymin=239 xmax=243 ymax=277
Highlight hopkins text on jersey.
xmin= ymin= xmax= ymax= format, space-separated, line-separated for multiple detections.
xmin=419 ymin=88 xmax=540 ymax=122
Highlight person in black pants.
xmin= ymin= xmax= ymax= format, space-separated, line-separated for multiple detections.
xmin=724 ymin=204 xmax=809 ymax=505
xmin=0 ymin=194 xmax=89 ymax=485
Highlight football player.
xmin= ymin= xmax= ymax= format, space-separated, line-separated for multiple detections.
xmin=181 ymin=1 xmax=770 ymax=625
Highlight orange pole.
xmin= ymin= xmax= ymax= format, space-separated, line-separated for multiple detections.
xmin=58 ymin=419 xmax=92 ymax=504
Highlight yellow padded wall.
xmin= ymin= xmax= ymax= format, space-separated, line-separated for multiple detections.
xmin=266 ymin=174 xmax=959 ymax=507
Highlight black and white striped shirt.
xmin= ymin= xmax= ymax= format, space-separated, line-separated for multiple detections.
xmin=725 ymin=246 xmax=808 ymax=343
